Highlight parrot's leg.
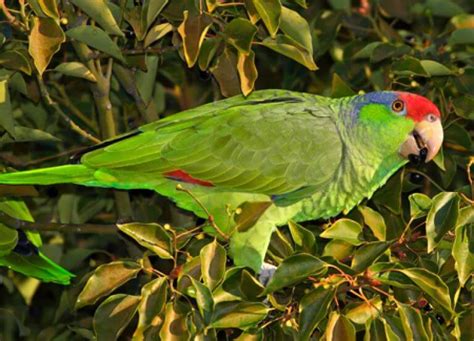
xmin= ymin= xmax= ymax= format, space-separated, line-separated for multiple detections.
xmin=258 ymin=262 xmax=277 ymax=286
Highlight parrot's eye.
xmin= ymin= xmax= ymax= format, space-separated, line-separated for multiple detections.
xmin=391 ymin=99 xmax=405 ymax=113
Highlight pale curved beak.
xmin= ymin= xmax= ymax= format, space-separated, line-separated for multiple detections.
xmin=399 ymin=118 xmax=444 ymax=163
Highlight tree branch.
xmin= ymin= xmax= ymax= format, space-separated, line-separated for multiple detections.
xmin=0 ymin=211 xmax=116 ymax=234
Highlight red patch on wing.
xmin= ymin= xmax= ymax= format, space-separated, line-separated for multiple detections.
xmin=398 ymin=92 xmax=441 ymax=122
xmin=164 ymin=170 xmax=214 ymax=187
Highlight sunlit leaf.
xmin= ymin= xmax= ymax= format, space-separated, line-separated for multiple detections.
xmin=189 ymin=276 xmax=214 ymax=324
xmin=66 ymin=25 xmax=125 ymax=62
xmin=298 ymin=286 xmax=335 ymax=340
xmin=280 ymin=7 xmax=313 ymax=54
xmin=263 ymin=254 xmax=327 ymax=294
xmin=210 ymin=301 xmax=269 ymax=329
xmin=420 ymin=60 xmax=454 ymax=76
xmin=76 ymin=261 xmax=141 ymax=309
xmin=93 ymin=294 xmax=140 ymax=340
xmin=320 ymin=218 xmax=363 ymax=245
xmin=159 ymin=301 xmax=190 ymax=340
xmin=28 ymin=17 xmax=65 ymax=75
xmin=358 ymin=206 xmax=386 ymax=241
xmin=234 ymin=201 xmax=271 ymax=232
xmin=351 ymin=241 xmax=391 ymax=273
xmin=38 ymin=0 xmax=59 ymax=20
xmin=0 ymin=50 xmax=32 ymax=75
xmin=0 ymin=80 xmax=15 ymax=137
xmin=453 ymin=207 xmax=474 ymax=286
xmin=324 ymin=312 xmax=356 ymax=341
xmin=262 ymin=35 xmax=317 ymax=70
xmin=178 ymin=11 xmax=213 ymax=67
xmin=288 ymin=220 xmax=316 ymax=254
xmin=0 ymin=223 xmax=18 ymax=257
xmin=345 ymin=296 xmax=382 ymax=325
xmin=224 ymin=18 xmax=257 ymax=55
xmin=144 ymin=23 xmax=173 ymax=48
xmin=54 ymin=62 xmax=97 ymax=82
xmin=144 ymin=0 xmax=168 ymax=29
xmin=117 ymin=222 xmax=173 ymax=259
xmin=200 ymin=239 xmax=226 ymax=290
xmin=396 ymin=302 xmax=429 ymax=341
xmin=408 ymin=193 xmax=432 ymax=218
xmin=250 ymin=0 xmax=281 ymax=38
xmin=71 ymin=0 xmax=123 ymax=36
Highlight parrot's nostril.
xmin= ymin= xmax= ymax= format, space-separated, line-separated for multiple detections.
xmin=409 ymin=154 xmax=421 ymax=165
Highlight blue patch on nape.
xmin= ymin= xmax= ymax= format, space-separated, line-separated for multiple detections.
xmin=349 ymin=91 xmax=398 ymax=122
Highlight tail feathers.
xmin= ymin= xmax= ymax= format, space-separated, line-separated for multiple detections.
xmin=0 ymin=165 xmax=95 ymax=186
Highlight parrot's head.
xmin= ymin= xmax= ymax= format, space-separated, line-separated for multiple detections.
xmin=358 ymin=91 xmax=443 ymax=163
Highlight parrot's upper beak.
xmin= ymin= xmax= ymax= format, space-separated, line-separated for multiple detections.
xmin=399 ymin=117 xmax=443 ymax=163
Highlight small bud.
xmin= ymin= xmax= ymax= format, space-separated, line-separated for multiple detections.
xmin=60 ymin=18 xmax=68 ymax=25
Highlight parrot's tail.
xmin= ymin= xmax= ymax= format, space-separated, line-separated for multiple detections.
xmin=0 ymin=165 xmax=95 ymax=186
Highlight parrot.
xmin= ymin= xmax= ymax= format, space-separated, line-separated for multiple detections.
xmin=0 ymin=89 xmax=443 ymax=275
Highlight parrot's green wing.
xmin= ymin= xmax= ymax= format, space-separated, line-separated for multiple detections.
xmin=0 ymin=199 xmax=74 ymax=285
xmin=81 ymin=90 xmax=342 ymax=200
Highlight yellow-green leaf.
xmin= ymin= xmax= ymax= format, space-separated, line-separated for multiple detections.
xmin=358 ymin=206 xmax=386 ymax=241
xmin=250 ymin=0 xmax=281 ymax=38
xmin=200 ymin=239 xmax=226 ymax=290
xmin=426 ymin=192 xmax=459 ymax=252
xmin=38 ymin=0 xmax=59 ymax=20
xmin=71 ymin=0 xmax=123 ymax=36
xmin=210 ymin=48 xmax=241 ymax=97
xmin=320 ymin=218 xmax=363 ymax=245
xmin=325 ymin=312 xmax=356 ymax=341
xmin=144 ymin=23 xmax=173 ymax=48
xmin=54 ymin=62 xmax=97 ymax=82
xmin=0 ymin=50 xmax=32 ymax=75
xmin=210 ymin=301 xmax=269 ymax=329
xmin=453 ymin=207 xmax=474 ymax=286
xmin=0 ymin=80 xmax=15 ymax=137
xmin=28 ymin=17 xmax=65 ymax=75
xmin=262 ymin=35 xmax=317 ymax=70
xmin=280 ymin=6 xmax=313 ymax=54
xmin=224 ymin=18 xmax=257 ymax=55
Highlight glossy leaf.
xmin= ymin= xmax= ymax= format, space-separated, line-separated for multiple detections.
xmin=250 ymin=0 xmax=281 ymax=38
xmin=66 ymin=26 xmax=125 ymax=62
xmin=448 ymin=28 xmax=474 ymax=45
xmin=28 ymin=17 xmax=65 ymax=75
xmin=262 ymin=35 xmax=317 ymax=70
xmin=93 ymin=294 xmax=140 ymax=339
xmin=0 ymin=223 xmax=18 ymax=257
xmin=234 ymin=201 xmax=271 ymax=232
xmin=298 ymin=286 xmax=335 ymax=340
xmin=200 ymin=239 xmax=226 ymax=290
xmin=325 ymin=312 xmax=356 ymax=341
xmin=54 ymin=62 xmax=97 ymax=82
xmin=408 ymin=193 xmax=432 ymax=218
xmin=351 ymin=241 xmax=391 ymax=273
xmin=133 ymin=277 xmax=168 ymax=339
xmin=420 ymin=60 xmax=454 ymax=76
xmin=263 ymin=254 xmax=327 ymax=294
xmin=345 ymin=297 xmax=382 ymax=325
xmin=71 ymin=0 xmax=123 ymax=36
xmin=453 ymin=207 xmax=474 ymax=286
xmin=0 ymin=80 xmax=15 ymax=137
xmin=0 ymin=50 xmax=32 ymax=75
xmin=224 ymin=18 xmax=257 ymax=55
xmin=396 ymin=302 xmax=429 ymax=341
xmin=144 ymin=23 xmax=173 ymax=48
xmin=358 ymin=206 xmax=386 ymax=241
xmin=76 ymin=261 xmax=141 ymax=309
xmin=189 ymin=277 xmax=214 ymax=324
xmin=280 ymin=7 xmax=313 ymax=54
xmin=288 ymin=220 xmax=315 ymax=254
xmin=159 ymin=302 xmax=190 ymax=340
xmin=118 ymin=222 xmax=173 ymax=259
xmin=210 ymin=301 xmax=269 ymax=329
xmin=145 ymin=0 xmax=168 ymax=29
xmin=178 ymin=11 xmax=213 ymax=67
xmin=320 ymin=218 xmax=363 ymax=245
xmin=426 ymin=192 xmax=459 ymax=252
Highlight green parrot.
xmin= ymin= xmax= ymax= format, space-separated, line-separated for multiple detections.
xmin=0 ymin=90 xmax=443 ymax=274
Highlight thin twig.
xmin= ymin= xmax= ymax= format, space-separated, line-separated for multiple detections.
xmin=0 ymin=211 xmax=116 ymax=234
xmin=175 ymin=184 xmax=229 ymax=240
xmin=36 ymin=75 xmax=102 ymax=144
xmin=0 ymin=0 xmax=25 ymax=30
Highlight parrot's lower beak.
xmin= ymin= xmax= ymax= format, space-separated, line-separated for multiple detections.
xmin=399 ymin=118 xmax=443 ymax=163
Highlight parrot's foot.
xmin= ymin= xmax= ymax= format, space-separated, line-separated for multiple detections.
xmin=258 ymin=262 xmax=277 ymax=286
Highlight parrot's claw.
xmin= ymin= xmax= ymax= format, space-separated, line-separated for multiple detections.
xmin=258 ymin=262 xmax=277 ymax=286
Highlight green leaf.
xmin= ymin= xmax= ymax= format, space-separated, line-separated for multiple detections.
xmin=298 ymin=286 xmax=336 ymax=341
xmin=224 ymin=18 xmax=257 ymax=55
xmin=358 ymin=206 xmax=386 ymax=241
xmin=144 ymin=23 xmax=173 ymax=48
xmin=235 ymin=201 xmax=271 ymax=232
xmin=328 ymin=0 xmax=351 ymax=12
xmin=133 ymin=277 xmax=168 ymax=339
xmin=144 ymin=0 xmax=168 ymax=30
xmin=93 ymin=294 xmax=140 ymax=340
xmin=331 ymin=73 xmax=355 ymax=98
xmin=425 ymin=0 xmax=465 ymax=18
xmin=280 ymin=7 xmax=313 ymax=54
xmin=37 ymin=0 xmax=60 ymax=20
xmin=0 ymin=223 xmax=18 ymax=257
xmin=0 ymin=50 xmax=32 ymax=75
xmin=262 ymin=35 xmax=317 ymax=70
xmin=396 ymin=268 xmax=453 ymax=317
xmin=408 ymin=193 xmax=432 ymax=219
xmin=0 ymin=126 xmax=59 ymax=144
xmin=71 ymin=0 xmax=123 ymax=36
xmin=117 ymin=222 xmax=173 ymax=259
xmin=263 ymin=254 xmax=327 ymax=294
xmin=353 ymin=42 xmax=382 ymax=59
xmin=426 ymin=192 xmax=459 ymax=252
xmin=345 ymin=297 xmax=382 ymax=325
xmin=75 ymin=261 xmax=141 ymax=309
xmin=320 ymin=219 xmax=363 ymax=245
xmin=210 ymin=301 xmax=269 ymax=329
xmin=136 ymin=55 xmax=159 ymax=103
xmin=351 ymin=241 xmax=391 ymax=273
xmin=210 ymin=48 xmax=240 ymax=97
xmin=323 ymin=239 xmax=354 ymax=260
xmin=236 ymin=51 xmax=256 ymax=95
xmin=453 ymin=207 xmax=474 ymax=286
xmin=159 ymin=301 xmax=191 ymax=340
xmin=250 ymin=0 xmax=281 ymax=38
xmin=189 ymin=277 xmax=214 ymax=324
xmin=177 ymin=11 xmax=213 ymax=67
xmin=66 ymin=25 xmax=125 ymax=63
xmin=396 ymin=302 xmax=429 ymax=341
xmin=54 ymin=62 xmax=97 ymax=82
xmin=420 ymin=60 xmax=454 ymax=76
xmin=239 ymin=269 xmax=264 ymax=300
xmin=200 ymin=239 xmax=226 ymax=290
xmin=324 ymin=312 xmax=356 ymax=341
xmin=288 ymin=220 xmax=316 ymax=254
xmin=198 ymin=38 xmax=220 ymax=71
xmin=28 ymin=17 xmax=65 ymax=75
xmin=0 ymin=80 xmax=15 ymax=137
xmin=448 ymin=28 xmax=474 ymax=45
